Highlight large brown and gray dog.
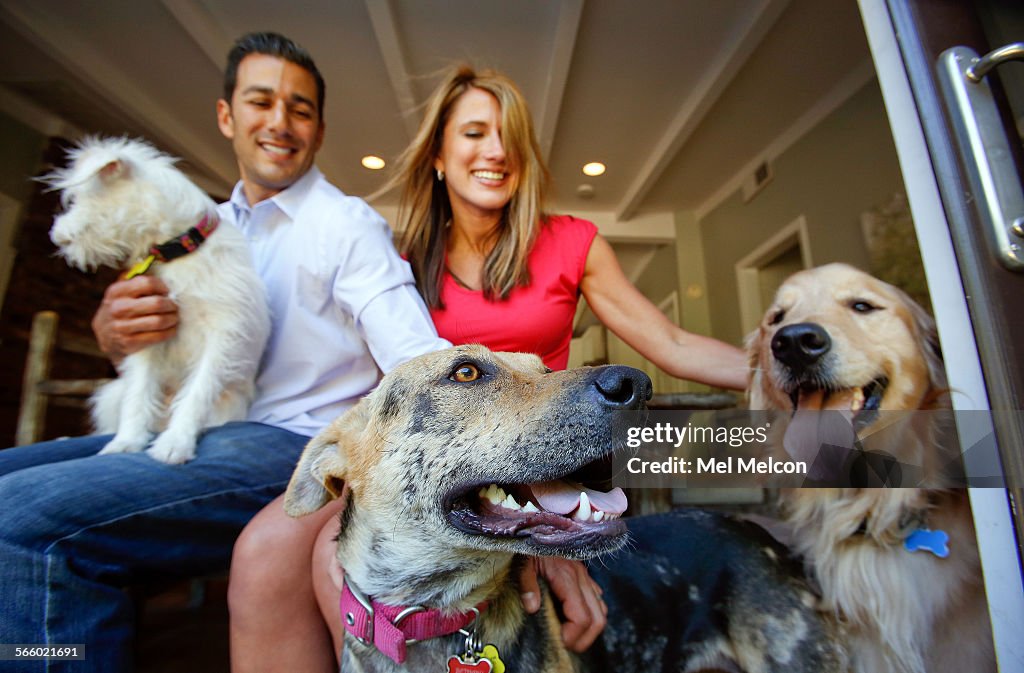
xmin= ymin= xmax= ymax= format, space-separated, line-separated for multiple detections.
xmin=748 ymin=263 xmax=994 ymax=673
xmin=285 ymin=344 xmax=651 ymax=672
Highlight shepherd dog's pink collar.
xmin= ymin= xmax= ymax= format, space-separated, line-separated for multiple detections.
xmin=340 ymin=574 xmax=487 ymax=663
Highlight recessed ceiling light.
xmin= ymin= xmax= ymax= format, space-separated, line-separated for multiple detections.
xmin=361 ymin=155 xmax=386 ymax=170
xmin=582 ymin=162 xmax=606 ymax=177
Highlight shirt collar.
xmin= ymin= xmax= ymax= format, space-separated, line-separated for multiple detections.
xmin=229 ymin=165 xmax=322 ymax=221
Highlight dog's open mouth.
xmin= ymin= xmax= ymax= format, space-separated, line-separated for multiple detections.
xmin=787 ymin=378 xmax=888 ymax=429
xmin=446 ymin=458 xmax=627 ymax=549
xmin=779 ymin=378 xmax=889 ymax=478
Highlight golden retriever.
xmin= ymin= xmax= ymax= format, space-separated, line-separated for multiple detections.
xmin=747 ymin=263 xmax=994 ymax=673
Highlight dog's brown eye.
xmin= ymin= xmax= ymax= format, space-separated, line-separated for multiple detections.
xmin=450 ymin=363 xmax=481 ymax=383
xmin=769 ymin=310 xmax=786 ymax=325
xmin=851 ymin=300 xmax=880 ymax=313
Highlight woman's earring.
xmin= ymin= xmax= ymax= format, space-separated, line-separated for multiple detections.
xmin=436 ymin=168 xmax=445 ymax=182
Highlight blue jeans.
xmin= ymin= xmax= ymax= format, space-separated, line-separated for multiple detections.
xmin=0 ymin=422 xmax=310 ymax=672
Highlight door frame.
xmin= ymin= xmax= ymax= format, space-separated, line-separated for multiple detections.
xmin=858 ymin=0 xmax=1024 ymax=668
xmin=734 ymin=215 xmax=812 ymax=335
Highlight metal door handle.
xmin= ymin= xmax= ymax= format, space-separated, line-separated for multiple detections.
xmin=967 ymin=42 xmax=1024 ymax=82
xmin=938 ymin=44 xmax=1024 ymax=271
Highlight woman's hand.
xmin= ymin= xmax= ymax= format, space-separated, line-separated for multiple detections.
xmin=519 ymin=557 xmax=606 ymax=652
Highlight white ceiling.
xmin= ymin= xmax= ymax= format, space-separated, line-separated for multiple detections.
xmin=0 ymin=0 xmax=873 ymax=276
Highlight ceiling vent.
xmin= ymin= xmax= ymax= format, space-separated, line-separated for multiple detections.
xmin=741 ymin=160 xmax=774 ymax=202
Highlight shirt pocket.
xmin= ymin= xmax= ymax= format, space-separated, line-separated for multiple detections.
xmin=296 ymin=265 xmax=331 ymax=314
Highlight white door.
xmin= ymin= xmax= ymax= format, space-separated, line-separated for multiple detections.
xmin=859 ymin=1 xmax=1024 ymax=669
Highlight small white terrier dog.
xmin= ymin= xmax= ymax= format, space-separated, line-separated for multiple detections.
xmin=47 ymin=136 xmax=270 ymax=464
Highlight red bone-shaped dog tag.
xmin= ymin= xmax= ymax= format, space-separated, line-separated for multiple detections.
xmin=447 ymin=655 xmax=492 ymax=673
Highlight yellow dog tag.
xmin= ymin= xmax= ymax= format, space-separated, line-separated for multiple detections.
xmin=479 ymin=645 xmax=505 ymax=673
xmin=122 ymin=254 xmax=156 ymax=280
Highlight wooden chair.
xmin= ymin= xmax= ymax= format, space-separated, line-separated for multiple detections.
xmin=16 ymin=310 xmax=111 ymax=445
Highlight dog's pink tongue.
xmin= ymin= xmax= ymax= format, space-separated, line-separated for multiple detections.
xmin=795 ymin=388 xmax=856 ymax=412
xmin=783 ymin=389 xmax=856 ymax=472
xmin=530 ymin=480 xmax=627 ymax=516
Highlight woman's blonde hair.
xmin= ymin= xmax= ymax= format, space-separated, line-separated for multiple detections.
xmin=386 ymin=65 xmax=551 ymax=308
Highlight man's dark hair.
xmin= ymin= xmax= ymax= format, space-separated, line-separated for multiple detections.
xmin=223 ymin=32 xmax=325 ymax=118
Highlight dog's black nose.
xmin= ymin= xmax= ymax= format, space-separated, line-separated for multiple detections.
xmin=772 ymin=322 xmax=832 ymax=370
xmin=593 ymin=366 xmax=652 ymax=409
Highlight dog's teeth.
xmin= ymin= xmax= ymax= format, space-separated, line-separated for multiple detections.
xmin=485 ymin=484 xmax=505 ymax=505
xmin=574 ymin=492 xmax=592 ymax=521
xmin=522 ymin=501 xmax=539 ymax=513
xmin=852 ymin=388 xmax=865 ymax=412
xmin=502 ymin=494 xmax=522 ymax=510
xmin=593 ymin=510 xmax=604 ymax=522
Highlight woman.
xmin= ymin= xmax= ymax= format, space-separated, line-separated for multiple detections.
xmin=397 ymin=68 xmax=743 ymax=384
xmin=229 ymin=65 xmax=747 ymax=672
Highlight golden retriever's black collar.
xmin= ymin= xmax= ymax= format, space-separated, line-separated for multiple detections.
xmin=340 ymin=574 xmax=487 ymax=664
xmin=852 ymin=500 xmax=930 ymax=541
xmin=123 ymin=214 xmax=218 ymax=279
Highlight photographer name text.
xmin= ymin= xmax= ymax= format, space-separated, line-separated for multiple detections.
xmin=625 ymin=456 xmax=807 ymax=475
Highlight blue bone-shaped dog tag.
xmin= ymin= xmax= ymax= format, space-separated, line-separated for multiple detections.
xmin=904 ymin=528 xmax=949 ymax=558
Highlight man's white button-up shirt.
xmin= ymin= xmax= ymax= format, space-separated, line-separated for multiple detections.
xmin=220 ymin=166 xmax=449 ymax=437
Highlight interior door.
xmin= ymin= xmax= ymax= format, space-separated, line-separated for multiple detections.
xmin=859 ymin=0 xmax=1024 ymax=670
xmin=886 ymin=0 xmax=1024 ymax=475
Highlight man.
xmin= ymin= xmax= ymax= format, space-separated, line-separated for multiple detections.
xmin=0 ymin=32 xmax=446 ymax=673
xmin=1 ymin=32 xmax=604 ymax=673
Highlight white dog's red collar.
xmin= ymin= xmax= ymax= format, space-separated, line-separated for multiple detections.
xmin=122 ymin=214 xmax=218 ymax=279
xmin=340 ymin=574 xmax=486 ymax=663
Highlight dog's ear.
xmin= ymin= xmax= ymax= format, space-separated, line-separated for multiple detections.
xmin=897 ymin=287 xmax=948 ymax=393
xmin=284 ymin=401 xmax=369 ymax=517
xmin=98 ymin=159 xmax=127 ymax=182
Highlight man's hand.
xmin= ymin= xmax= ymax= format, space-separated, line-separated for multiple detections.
xmin=519 ymin=557 xmax=606 ymax=652
xmin=92 ymin=276 xmax=179 ymax=362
